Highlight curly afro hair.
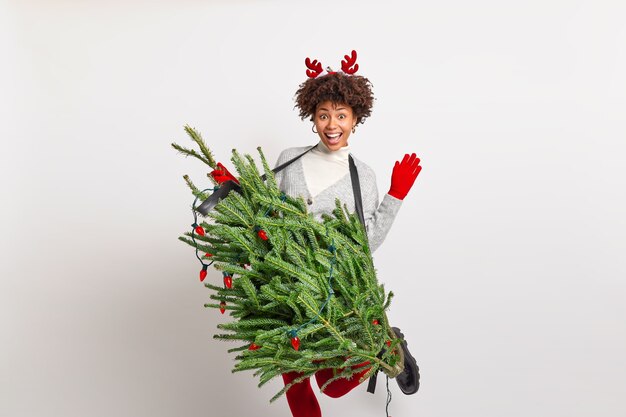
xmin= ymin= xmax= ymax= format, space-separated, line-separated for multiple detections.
xmin=294 ymin=72 xmax=374 ymax=125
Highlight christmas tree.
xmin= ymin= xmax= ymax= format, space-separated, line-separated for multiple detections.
xmin=173 ymin=125 xmax=405 ymax=401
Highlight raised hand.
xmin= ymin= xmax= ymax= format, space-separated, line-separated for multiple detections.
xmin=388 ymin=153 xmax=422 ymax=200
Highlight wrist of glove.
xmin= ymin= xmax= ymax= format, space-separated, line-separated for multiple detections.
xmin=388 ymin=153 xmax=421 ymax=200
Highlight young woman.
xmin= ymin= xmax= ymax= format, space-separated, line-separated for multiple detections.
xmin=271 ymin=51 xmax=422 ymax=417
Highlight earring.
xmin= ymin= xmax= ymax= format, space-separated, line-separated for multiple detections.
xmin=352 ymin=126 xmax=356 ymax=134
xmin=312 ymin=125 xmax=318 ymax=134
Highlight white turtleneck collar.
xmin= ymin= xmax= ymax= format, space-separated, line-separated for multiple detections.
xmin=301 ymin=140 xmax=351 ymax=198
xmin=312 ymin=140 xmax=351 ymax=162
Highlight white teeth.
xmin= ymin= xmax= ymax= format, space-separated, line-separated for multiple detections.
xmin=327 ymin=133 xmax=340 ymax=138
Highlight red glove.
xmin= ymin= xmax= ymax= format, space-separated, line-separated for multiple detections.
xmin=210 ymin=162 xmax=239 ymax=184
xmin=388 ymin=153 xmax=422 ymax=200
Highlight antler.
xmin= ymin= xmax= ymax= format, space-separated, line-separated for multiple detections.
xmin=305 ymin=57 xmax=323 ymax=78
xmin=341 ymin=50 xmax=359 ymax=74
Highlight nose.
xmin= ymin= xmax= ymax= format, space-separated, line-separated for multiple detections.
xmin=328 ymin=116 xmax=338 ymax=129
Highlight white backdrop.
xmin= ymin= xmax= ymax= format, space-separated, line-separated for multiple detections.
xmin=2 ymin=1 xmax=626 ymax=416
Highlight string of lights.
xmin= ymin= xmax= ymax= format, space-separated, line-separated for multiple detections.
xmin=189 ymin=186 xmax=337 ymax=351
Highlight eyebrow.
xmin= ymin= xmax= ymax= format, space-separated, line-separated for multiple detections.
xmin=317 ymin=107 xmax=347 ymax=112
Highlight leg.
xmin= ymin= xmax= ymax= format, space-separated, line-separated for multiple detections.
xmin=314 ymin=361 xmax=371 ymax=398
xmin=282 ymin=372 xmax=322 ymax=417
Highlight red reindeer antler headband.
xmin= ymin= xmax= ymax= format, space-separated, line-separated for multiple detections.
xmin=305 ymin=50 xmax=359 ymax=78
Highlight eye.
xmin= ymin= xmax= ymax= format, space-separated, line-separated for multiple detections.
xmin=319 ymin=114 xmax=328 ymax=120
xmin=338 ymin=114 xmax=346 ymax=119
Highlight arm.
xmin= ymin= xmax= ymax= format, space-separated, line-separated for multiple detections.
xmin=361 ymin=153 xmax=422 ymax=252
xmin=361 ymin=171 xmax=403 ymax=253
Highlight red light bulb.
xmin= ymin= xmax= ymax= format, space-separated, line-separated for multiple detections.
xmin=291 ymin=336 xmax=300 ymax=351
xmin=223 ymin=275 xmax=233 ymax=289
xmin=199 ymin=265 xmax=208 ymax=282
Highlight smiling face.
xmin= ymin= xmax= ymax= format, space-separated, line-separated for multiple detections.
xmin=313 ymin=101 xmax=357 ymax=151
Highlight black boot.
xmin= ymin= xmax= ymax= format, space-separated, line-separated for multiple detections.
xmin=392 ymin=327 xmax=420 ymax=395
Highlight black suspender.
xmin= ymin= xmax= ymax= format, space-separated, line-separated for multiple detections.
xmin=348 ymin=155 xmax=365 ymax=227
xmin=265 ymin=145 xmax=315 ymax=179
xmin=198 ymin=145 xmax=366 ymax=228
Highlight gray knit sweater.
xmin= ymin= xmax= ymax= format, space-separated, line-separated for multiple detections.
xmin=274 ymin=146 xmax=403 ymax=252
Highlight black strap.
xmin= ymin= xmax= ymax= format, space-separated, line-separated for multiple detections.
xmin=367 ymin=347 xmax=386 ymax=394
xmin=348 ymin=155 xmax=365 ymax=227
xmin=263 ymin=145 xmax=316 ymax=180
xmin=198 ymin=146 xmax=368 ymax=221
xmin=367 ymin=370 xmax=379 ymax=393
xmin=349 ymin=156 xmax=378 ymax=394
xmin=196 ymin=146 xmax=315 ymax=215
xmin=196 ymin=179 xmax=241 ymax=215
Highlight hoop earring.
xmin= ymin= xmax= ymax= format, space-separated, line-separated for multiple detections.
xmin=312 ymin=125 xmax=318 ymax=134
xmin=352 ymin=126 xmax=356 ymax=134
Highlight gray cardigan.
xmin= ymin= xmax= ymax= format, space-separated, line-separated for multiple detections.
xmin=274 ymin=146 xmax=402 ymax=252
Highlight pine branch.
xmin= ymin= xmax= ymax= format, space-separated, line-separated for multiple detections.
xmin=238 ymin=275 xmax=260 ymax=309
xmin=318 ymin=362 xmax=369 ymax=394
xmin=269 ymin=371 xmax=317 ymax=403
xmin=263 ymin=254 xmax=321 ymax=295
xmin=383 ymin=291 xmax=394 ymax=310
xmin=286 ymin=296 xmax=304 ymax=323
xmin=297 ymin=293 xmax=346 ymax=346
xmin=182 ymin=175 xmax=212 ymax=200
xmin=253 ymin=194 xmax=307 ymax=218
xmin=245 ymin=154 xmax=271 ymax=195
xmin=183 ymin=124 xmax=216 ymax=168
xmin=228 ymin=191 xmax=256 ymax=220
xmin=211 ymin=225 xmax=257 ymax=255
xmin=218 ymin=318 xmax=289 ymax=332
xmin=171 ymin=142 xmax=212 ymax=167
xmin=211 ymin=196 xmax=252 ymax=227
xmin=256 ymin=146 xmax=278 ymax=192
